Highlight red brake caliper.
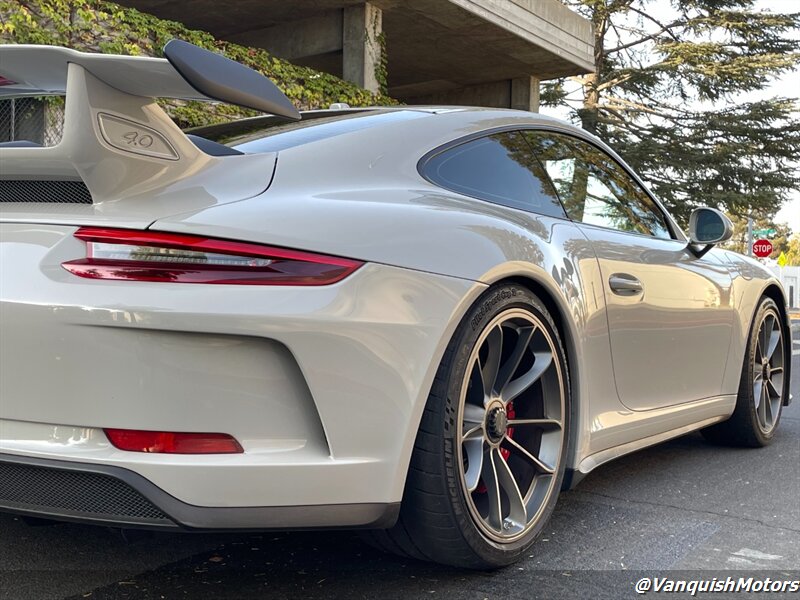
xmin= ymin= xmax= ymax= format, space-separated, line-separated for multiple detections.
xmin=476 ymin=402 xmax=515 ymax=494
xmin=500 ymin=402 xmax=515 ymax=460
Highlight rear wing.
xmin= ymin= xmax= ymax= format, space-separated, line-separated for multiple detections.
xmin=0 ymin=40 xmax=300 ymax=119
xmin=0 ymin=40 xmax=299 ymax=204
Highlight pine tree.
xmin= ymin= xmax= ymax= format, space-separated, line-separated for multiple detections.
xmin=545 ymin=1 xmax=800 ymax=227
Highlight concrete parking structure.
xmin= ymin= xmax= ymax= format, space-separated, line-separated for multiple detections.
xmin=115 ymin=0 xmax=594 ymax=110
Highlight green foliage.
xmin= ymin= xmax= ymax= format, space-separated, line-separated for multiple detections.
xmin=783 ymin=234 xmax=800 ymax=266
xmin=0 ymin=0 xmax=396 ymax=127
xmin=367 ymin=8 xmax=388 ymax=96
xmin=374 ymin=31 xmax=389 ymax=96
xmin=540 ymin=81 xmax=569 ymax=107
xmin=555 ymin=0 xmax=800 ymax=227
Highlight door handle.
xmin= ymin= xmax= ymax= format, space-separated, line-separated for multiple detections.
xmin=609 ymin=274 xmax=643 ymax=296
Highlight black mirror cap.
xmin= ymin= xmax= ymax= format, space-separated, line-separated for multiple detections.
xmin=163 ymin=39 xmax=301 ymax=121
xmin=688 ymin=207 xmax=734 ymax=245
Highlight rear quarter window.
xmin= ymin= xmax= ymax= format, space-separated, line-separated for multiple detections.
xmin=422 ymin=131 xmax=566 ymax=219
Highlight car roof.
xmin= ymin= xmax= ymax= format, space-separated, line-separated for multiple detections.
xmin=187 ymin=105 xmax=687 ymax=245
xmin=186 ymin=105 xmax=579 ymax=154
xmin=186 ymin=105 xmax=568 ymax=138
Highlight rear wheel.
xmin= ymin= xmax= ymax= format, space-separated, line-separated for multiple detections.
xmin=702 ymin=297 xmax=786 ymax=447
xmin=365 ymin=284 xmax=570 ymax=569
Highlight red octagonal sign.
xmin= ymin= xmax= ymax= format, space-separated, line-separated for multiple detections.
xmin=753 ymin=239 xmax=773 ymax=258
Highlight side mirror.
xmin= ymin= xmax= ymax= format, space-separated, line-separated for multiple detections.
xmin=688 ymin=207 xmax=733 ymax=245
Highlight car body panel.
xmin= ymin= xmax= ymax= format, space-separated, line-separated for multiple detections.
xmin=578 ymin=224 xmax=735 ymax=410
xmin=717 ymin=250 xmax=791 ymax=395
xmin=0 ymin=63 xmax=279 ymax=226
xmin=0 ymin=222 xmax=482 ymax=506
xmin=0 ymin=100 xmax=792 ymax=528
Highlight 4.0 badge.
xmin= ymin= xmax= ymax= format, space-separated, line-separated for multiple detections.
xmin=97 ymin=113 xmax=179 ymax=160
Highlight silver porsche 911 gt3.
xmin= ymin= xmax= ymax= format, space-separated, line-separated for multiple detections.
xmin=0 ymin=41 xmax=792 ymax=569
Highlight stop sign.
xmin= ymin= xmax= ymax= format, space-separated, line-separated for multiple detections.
xmin=753 ymin=239 xmax=773 ymax=258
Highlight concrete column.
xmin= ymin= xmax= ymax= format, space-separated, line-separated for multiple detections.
xmin=511 ymin=76 xmax=541 ymax=112
xmin=343 ymin=3 xmax=383 ymax=93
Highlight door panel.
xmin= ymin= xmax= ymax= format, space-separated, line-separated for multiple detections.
xmin=523 ymin=130 xmax=734 ymax=410
xmin=581 ymin=227 xmax=734 ymax=410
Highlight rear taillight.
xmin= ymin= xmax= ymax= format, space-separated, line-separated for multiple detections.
xmin=104 ymin=429 xmax=244 ymax=454
xmin=62 ymin=227 xmax=362 ymax=285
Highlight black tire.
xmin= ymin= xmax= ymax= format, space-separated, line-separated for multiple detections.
xmin=702 ymin=297 xmax=786 ymax=447
xmin=364 ymin=283 xmax=571 ymax=569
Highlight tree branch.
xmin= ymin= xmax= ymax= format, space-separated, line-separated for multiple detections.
xmin=606 ymin=18 xmax=684 ymax=54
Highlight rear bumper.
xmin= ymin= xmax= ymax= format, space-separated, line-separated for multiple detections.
xmin=0 ymin=222 xmax=484 ymax=511
xmin=0 ymin=453 xmax=399 ymax=530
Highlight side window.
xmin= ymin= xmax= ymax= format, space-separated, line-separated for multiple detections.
xmin=423 ymin=131 xmax=566 ymax=218
xmin=524 ymin=132 xmax=672 ymax=239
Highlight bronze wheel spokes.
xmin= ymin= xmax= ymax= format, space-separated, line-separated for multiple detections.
xmin=457 ymin=309 xmax=565 ymax=542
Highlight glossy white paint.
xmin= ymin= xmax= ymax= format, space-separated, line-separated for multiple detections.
xmin=0 ymin=63 xmax=278 ymax=224
xmin=0 ymin=223 xmax=483 ymax=506
xmin=578 ymin=225 xmax=736 ymax=409
xmin=0 ymin=45 xmax=209 ymax=100
xmin=0 ymin=70 xmax=790 ymax=524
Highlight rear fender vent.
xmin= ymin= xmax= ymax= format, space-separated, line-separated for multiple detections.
xmin=0 ymin=180 xmax=93 ymax=204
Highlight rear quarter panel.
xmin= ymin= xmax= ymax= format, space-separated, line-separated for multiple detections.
xmin=150 ymin=110 xmax=623 ymax=471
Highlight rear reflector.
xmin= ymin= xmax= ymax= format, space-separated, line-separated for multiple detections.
xmin=104 ymin=429 xmax=244 ymax=454
xmin=62 ymin=227 xmax=363 ymax=285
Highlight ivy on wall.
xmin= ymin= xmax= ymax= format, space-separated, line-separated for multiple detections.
xmin=0 ymin=0 xmax=397 ymax=127
xmin=367 ymin=7 xmax=388 ymax=96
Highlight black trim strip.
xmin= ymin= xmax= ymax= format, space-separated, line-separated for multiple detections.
xmin=0 ymin=454 xmax=399 ymax=531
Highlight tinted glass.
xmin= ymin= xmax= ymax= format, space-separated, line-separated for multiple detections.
xmin=424 ymin=131 xmax=566 ymax=218
xmin=525 ymin=132 xmax=672 ymax=239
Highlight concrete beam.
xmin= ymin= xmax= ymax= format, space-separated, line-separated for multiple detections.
xmin=228 ymin=11 xmax=343 ymax=61
xmin=405 ymin=76 xmax=541 ymax=112
xmin=343 ymin=3 xmax=383 ymax=93
xmin=446 ymin=0 xmax=594 ymax=74
xmin=115 ymin=0 xmax=594 ymax=98
xmin=406 ymin=80 xmax=510 ymax=109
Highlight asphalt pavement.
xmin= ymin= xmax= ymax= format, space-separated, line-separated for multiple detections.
xmin=2 ymin=323 xmax=798 ymax=599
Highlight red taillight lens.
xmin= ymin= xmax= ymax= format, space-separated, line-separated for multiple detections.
xmin=104 ymin=429 xmax=244 ymax=454
xmin=62 ymin=227 xmax=363 ymax=285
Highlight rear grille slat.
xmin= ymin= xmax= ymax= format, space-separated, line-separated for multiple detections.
xmin=0 ymin=462 xmax=171 ymax=524
xmin=0 ymin=180 xmax=92 ymax=204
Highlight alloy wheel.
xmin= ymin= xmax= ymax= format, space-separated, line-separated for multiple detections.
xmin=753 ymin=309 xmax=784 ymax=433
xmin=457 ymin=309 xmax=566 ymax=543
